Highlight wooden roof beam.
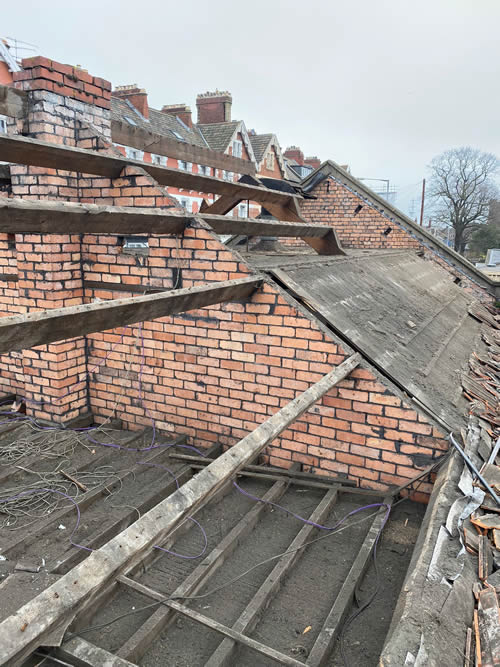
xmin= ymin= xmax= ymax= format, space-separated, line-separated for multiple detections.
xmin=0 ymin=134 xmax=301 ymax=208
xmin=0 ymin=276 xmax=261 ymax=354
xmin=111 ymin=119 xmax=256 ymax=176
xmin=0 ymin=199 xmax=342 ymax=252
xmin=0 ymin=197 xmax=188 ymax=235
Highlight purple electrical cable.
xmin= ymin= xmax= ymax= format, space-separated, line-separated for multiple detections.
xmin=153 ymin=516 xmax=208 ymax=560
xmin=233 ymin=480 xmax=391 ymax=532
xmin=137 ymin=461 xmax=208 ymax=560
xmin=0 ymin=488 xmax=92 ymax=552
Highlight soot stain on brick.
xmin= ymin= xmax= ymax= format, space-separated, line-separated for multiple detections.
xmin=176 ymin=313 xmax=218 ymax=324
xmin=410 ymin=452 xmax=436 ymax=468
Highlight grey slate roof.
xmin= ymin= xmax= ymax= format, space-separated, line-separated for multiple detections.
xmin=111 ymin=97 xmax=207 ymax=148
xmin=283 ymin=158 xmax=302 ymax=183
xmin=263 ymin=250 xmax=482 ymax=429
xmin=249 ymin=134 xmax=273 ymax=163
xmin=197 ymin=121 xmax=240 ymax=152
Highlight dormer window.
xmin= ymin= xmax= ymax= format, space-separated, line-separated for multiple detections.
xmin=232 ymin=140 xmax=242 ymax=158
xmin=266 ymin=152 xmax=275 ymax=170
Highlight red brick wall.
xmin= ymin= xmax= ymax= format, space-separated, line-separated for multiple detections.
xmin=0 ymin=58 xmax=112 ymax=421
xmin=301 ymin=178 xmax=421 ymax=250
xmin=13 ymin=57 xmax=111 ymax=110
xmin=83 ymin=224 xmax=446 ymax=500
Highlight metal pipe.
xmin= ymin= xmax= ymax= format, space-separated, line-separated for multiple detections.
xmin=449 ymin=433 xmax=500 ymax=507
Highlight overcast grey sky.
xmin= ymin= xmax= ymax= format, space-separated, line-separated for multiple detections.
xmin=3 ymin=0 xmax=500 ymax=215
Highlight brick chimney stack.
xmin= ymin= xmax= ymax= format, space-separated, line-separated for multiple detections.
xmin=304 ymin=156 xmax=321 ymax=169
xmin=162 ymin=104 xmax=193 ymax=128
xmin=196 ymin=90 xmax=232 ymax=124
xmin=284 ymin=146 xmax=304 ymax=166
xmin=113 ymin=84 xmax=149 ymax=119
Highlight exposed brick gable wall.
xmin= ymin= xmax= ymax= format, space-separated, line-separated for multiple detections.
xmin=299 ymin=175 xmax=492 ymax=301
xmin=82 ymin=225 xmax=446 ymax=500
xmin=0 ymin=58 xmax=450 ymax=500
xmin=301 ymin=178 xmax=421 ymax=250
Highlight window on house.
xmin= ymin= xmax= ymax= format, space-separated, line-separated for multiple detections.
xmin=125 ymin=146 xmax=144 ymax=161
xmin=223 ymin=170 xmax=233 ymax=181
xmin=198 ymin=165 xmax=211 ymax=176
xmin=232 ymin=140 xmax=242 ymax=158
xmin=0 ymin=116 xmax=7 ymax=134
xmin=177 ymin=197 xmax=193 ymax=213
xmin=238 ymin=203 xmax=248 ymax=218
xmin=178 ymin=160 xmax=192 ymax=172
xmin=151 ymin=154 xmax=167 ymax=166
xmin=266 ymin=152 xmax=275 ymax=170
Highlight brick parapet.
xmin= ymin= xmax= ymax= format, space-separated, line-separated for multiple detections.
xmin=14 ymin=57 xmax=111 ymax=110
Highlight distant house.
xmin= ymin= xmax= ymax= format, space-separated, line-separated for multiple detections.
xmin=111 ymin=87 xmax=287 ymax=218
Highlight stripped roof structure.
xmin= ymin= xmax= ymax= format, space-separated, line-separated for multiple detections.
xmin=0 ymin=54 xmax=498 ymax=667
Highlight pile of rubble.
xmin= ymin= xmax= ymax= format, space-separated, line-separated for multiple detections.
xmin=460 ymin=303 xmax=500 ymax=665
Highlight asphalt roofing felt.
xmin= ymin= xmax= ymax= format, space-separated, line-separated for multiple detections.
xmin=257 ymin=250 xmax=483 ymax=429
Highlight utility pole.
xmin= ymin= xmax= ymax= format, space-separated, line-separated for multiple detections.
xmin=419 ymin=178 xmax=426 ymax=226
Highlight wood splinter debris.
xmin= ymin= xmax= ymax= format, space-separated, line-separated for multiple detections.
xmin=60 ymin=470 xmax=88 ymax=493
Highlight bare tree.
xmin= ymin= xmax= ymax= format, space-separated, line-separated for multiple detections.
xmin=428 ymin=147 xmax=499 ymax=253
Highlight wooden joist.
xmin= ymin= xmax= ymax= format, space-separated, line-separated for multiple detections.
xmin=0 ymin=197 xmax=187 ymax=235
xmin=0 ymin=86 xmax=27 ymax=118
xmin=200 ymin=212 xmax=340 ymax=241
xmin=0 ymin=133 xmax=300 ymax=208
xmin=53 ymin=637 xmax=135 ymax=667
xmin=0 ymin=353 xmax=360 ymax=665
xmin=118 ymin=577 xmax=307 ymax=667
xmin=0 ymin=198 xmax=344 ymax=254
xmin=306 ymin=498 xmax=391 ymax=667
xmin=205 ymin=486 xmax=340 ymax=667
xmin=118 ymin=477 xmax=291 ymax=662
xmin=111 ymin=119 xmax=256 ymax=176
xmin=0 ymin=276 xmax=262 ymax=354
